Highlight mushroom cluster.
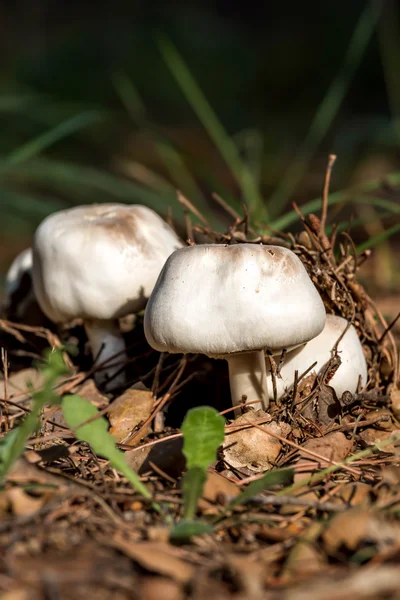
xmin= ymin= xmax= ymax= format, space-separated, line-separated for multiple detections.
xmin=4 ymin=202 xmax=368 ymax=412
xmin=32 ymin=203 xmax=183 ymax=388
xmin=144 ymin=243 xmax=327 ymax=410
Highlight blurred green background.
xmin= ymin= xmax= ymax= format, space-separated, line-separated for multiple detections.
xmin=0 ymin=0 xmax=399 ymax=292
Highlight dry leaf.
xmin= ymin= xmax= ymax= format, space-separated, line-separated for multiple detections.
xmin=223 ymin=411 xmax=290 ymax=473
xmin=226 ymin=554 xmax=264 ymax=597
xmin=337 ymin=482 xmax=372 ymax=507
xmin=359 ymin=428 xmax=400 ymax=454
xmin=198 ymin=471 xmax=239 ymax=510
xmin=109 ymin=383 xmax=153 ymax=444
xmin=391 ymin=389 xmax=400 ymax=421
xmin=283 ymin=538 xmax=326 ymax=577
xmin=322 ymin=509 xmax=400 ymax=554
xmin=139 ymin=577 xmax=184 ymax=600
xmin=125 ymin=437 xmax=185 ymax=478
xmin=0 ymin=590 xmax=33 ymax=600
xmin=294 ymin=432 xmax=352 ymax=483
xmin=76 ymin=378 xmax=109 ymax=407
xmin=109 ymin=536 xmax=194 ymax=584
xmin=0 ymin=368 xmax=45 ymax=403
xmin=7 ymin=487 xmax=45 ymax=517
xmin=7 ymin=457 xmax=74 ymax=493
xmin=301 ymin=384 xmax=341 ymax=428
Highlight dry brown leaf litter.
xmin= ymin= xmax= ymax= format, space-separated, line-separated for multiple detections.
xmin=1 ymin=180 xmax=400 ymax=598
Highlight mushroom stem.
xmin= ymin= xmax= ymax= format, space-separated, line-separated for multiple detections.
xmin=84 ymin=319 xmax=126 ymax=389
xmin=226 ymin=350 xmax=269 ymax=411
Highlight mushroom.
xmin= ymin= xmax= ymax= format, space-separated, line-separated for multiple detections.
xmin=266 ymin=314 xmax=368 ymax=400
xmin=32 ymin=203 xmax=183 ymax=388
xmin=3 ymin=248 xmax=36 ymax=319
xmin=144 ymin=243 xmax=326 ymax=410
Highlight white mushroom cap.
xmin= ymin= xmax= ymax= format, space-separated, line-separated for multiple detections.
xmin=32 ymin=203 xmax=183 ymax=389
xmin=144 ymin=243 xmax=326 ymax=358
xmin=32 ymin=203 xmax=183 ymax=324
xmin=266 ymin=314 xmax=368 ymax=399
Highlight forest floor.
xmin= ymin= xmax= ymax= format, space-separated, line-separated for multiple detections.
xmin=0 ymin=207 xmax=399 ymax=600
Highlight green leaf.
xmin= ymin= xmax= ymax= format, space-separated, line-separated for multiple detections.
xmin=170 ymin=519 xmax=214 ymax=541
xmin=0 ymin=429 xmax=20 ymax=479
xmin=61 ymin=395 xmax=158 ymax=508
xmin=181 ymin=406 xmax=225 ymax=471
xmin=182 ymin=467 xmax=207 ymax=521
xmin=0 ymin=349 xmax=69 ymax=480
xmin=227 ymin=468 xmax=294 ymax=511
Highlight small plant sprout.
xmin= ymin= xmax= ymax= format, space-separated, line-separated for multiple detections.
xmin=32 ymin=203 xmax=183 ymax=389
xmin=144 ymin=244 xmax=326 ymax=411
xmin=266 ymin=314 xmax=368 ymax=399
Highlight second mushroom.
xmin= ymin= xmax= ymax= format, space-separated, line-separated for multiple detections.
xmin=32 ymin=203 xmax=183 ymax=389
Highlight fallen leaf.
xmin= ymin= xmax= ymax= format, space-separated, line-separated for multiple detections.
xmin=0 ymin=591 xmax=33 ymax=600
xmin=75 ymin=378 xmax=109 ymax=408
xmin=198 ymin=471 xmax=239 ymax=510
xmin=7 ymin=457 xmax=74 ymax=493
xmin=0 ymin=368 xmax=45 ymax=403
xmin=283 ymin=526 xmax=326 ymax=577
xmin=108 ymin=383 xmax=153 ymax=444
xmin=226 ymin=554 xmax=264 ymax=597
xmin=359 ymin=428 xmax=400 ymax=454
xmin=322 ymin=509 xmax=400 ymax=554
xmin=223 ymin=411 xmax=290 ymax=473
xmin=7 ymin=487 xmax=45 ymax=517
xmin=391 ymin=389 xmax=400 ymax=421
xmin=125 ymin=437 xmax=185 ymax=478
xmin=300 ymin=384 xmax=341 ymax=428
xmin=139 ymin=577 xmax=184 ymax=600
xmin=294 ymin=432 xmax=352 ymax=483
xmin=336 ymin=482 xmax=372 ymax=507
xmin=109 ymin=535 xmax=194 ymax=584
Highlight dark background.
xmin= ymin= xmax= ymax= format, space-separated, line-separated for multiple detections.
xmin=0 ymin=0 xmax=399 ymax=289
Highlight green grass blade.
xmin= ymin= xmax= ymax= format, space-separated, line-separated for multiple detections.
xmin=113 ymin=70 xmax=211 ymax=221
xmin=226 ymin=468 xmax=293 ymax=511
xmin=6 ymin=157 xmax=175 ymax=211
xmin=268 ymin=0 xmax=383 ymax=216
xmin=158 ymin=36 xmax=266 ymax=219
xmin=357 ymin=223 xmax=400 ymax=253
xmin=170 ymin=520 xmax=214 ymax=541
xmin=112 ymin=71 xmax=147 ymax=121
xmin=269 ymin=170 xmax=400 ymax=231
xmin=2 ymin=111 xmax=103 ymax=169
xmin=0 ymin=188 xmax=68 ymax=218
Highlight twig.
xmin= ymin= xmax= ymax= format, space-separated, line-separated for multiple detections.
xmin=1 ymin=348 xmax=9 ymax=432
xmin=124 ymin=357 xmax=188 ymax=445
xmin=177 ymin=190 xmax=209 ymax=226
xmin=239 ymin=493 xmax=346 ymax=512
xmin=320 ymin=154 xmax=337 ymax=231
xmin=211 ymin=192 xmax=241 ymax=220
